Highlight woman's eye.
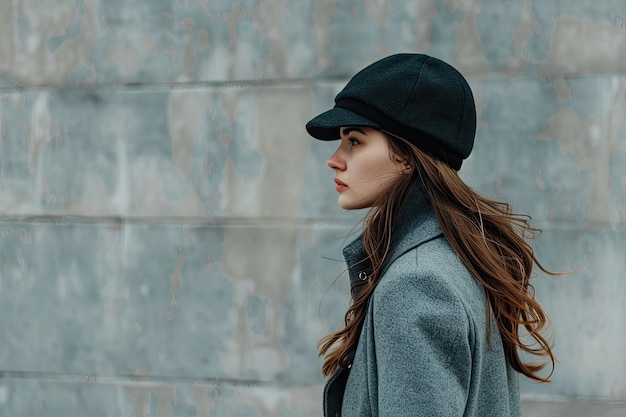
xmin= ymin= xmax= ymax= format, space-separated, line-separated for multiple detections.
xmin=349 ymin=138 xmax=360 ymax=147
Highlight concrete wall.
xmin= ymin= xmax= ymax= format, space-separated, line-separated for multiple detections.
xmin=0 ymin=0 xmax=625 ymax=416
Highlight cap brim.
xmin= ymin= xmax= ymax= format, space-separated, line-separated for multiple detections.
xmin=306 ymin=107 xmax=380 ymax=140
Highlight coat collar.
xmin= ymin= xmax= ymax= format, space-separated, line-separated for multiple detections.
xmin=342 ymin=186 xmax=443 ymax=298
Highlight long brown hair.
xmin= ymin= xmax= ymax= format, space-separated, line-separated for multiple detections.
xmin=318 ymin=132 xmax=560 ymax=383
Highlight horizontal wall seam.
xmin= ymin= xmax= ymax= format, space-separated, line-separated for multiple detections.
xmin=0 ymin=371 xmax=321 ymax=388
xmin=2 ymin=72 xmax=626 ymax=93
xmin=0 ymin=215 xmax=362 ymax=227
xmin=521 ymin=393 xmax=626 ymax=405
xmin=0 ymin=216 xmax=619 ymax=230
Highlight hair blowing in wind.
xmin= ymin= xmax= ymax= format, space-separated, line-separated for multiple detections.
xmin=318 ymin=135 xmax=564 ymax=383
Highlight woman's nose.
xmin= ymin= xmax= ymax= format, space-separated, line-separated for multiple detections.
xmin=327 ymin=149 xmax=346 ymax=171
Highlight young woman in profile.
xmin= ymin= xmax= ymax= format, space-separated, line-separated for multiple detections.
xmin=306 ymin=54 xmax=558 ymax=417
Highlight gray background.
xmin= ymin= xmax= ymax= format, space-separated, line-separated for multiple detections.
xmin=0 ymin=0 xmax=625 ymax=416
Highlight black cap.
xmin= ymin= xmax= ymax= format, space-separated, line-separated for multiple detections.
xmin=306 ymin=53 xmax=476 ymax=170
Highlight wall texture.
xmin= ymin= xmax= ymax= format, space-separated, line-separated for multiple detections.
xmin=0 ymin=0 xmax=625 ymax=416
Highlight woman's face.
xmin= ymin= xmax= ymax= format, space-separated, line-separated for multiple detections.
xmin=327 ymin=127 xmax=407 ymax=210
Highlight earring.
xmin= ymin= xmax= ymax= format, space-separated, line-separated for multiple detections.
xmin=400 ymin=170 xmax=405 ymax=175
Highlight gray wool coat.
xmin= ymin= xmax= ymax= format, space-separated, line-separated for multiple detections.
xmin=323 ymin=187 xmax=521 ymax=417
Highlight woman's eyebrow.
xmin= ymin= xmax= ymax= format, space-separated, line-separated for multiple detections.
xmin=341 ymin=127 xmax=366 ymax=136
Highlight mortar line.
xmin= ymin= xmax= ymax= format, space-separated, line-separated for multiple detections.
xmin=0 ymin=370 xmax=320 ymax=388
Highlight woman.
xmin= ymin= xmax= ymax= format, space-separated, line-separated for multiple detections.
xmin=306 ymin=54 xmax=557 ymax=417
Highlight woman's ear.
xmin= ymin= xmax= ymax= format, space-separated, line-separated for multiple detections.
xmin=392 ymin=153 xmax=411 ymax=170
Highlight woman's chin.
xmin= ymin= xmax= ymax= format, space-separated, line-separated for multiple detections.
xmin=338 ymin=195 xmax=370 ymax=210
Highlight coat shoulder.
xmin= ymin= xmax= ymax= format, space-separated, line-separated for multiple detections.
xmin=375 ymin=235 xmax=487 ymax=325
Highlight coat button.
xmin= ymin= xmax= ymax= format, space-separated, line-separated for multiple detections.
xmin=358 ymin=271 xmax=368 ymax=281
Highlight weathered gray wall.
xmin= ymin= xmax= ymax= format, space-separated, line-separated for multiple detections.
xmin=0 ymin=1 xmax=625 ymax=416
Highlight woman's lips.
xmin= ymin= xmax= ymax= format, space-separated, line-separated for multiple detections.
xmin=335 ymin=178 xmax=347 ymax=192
